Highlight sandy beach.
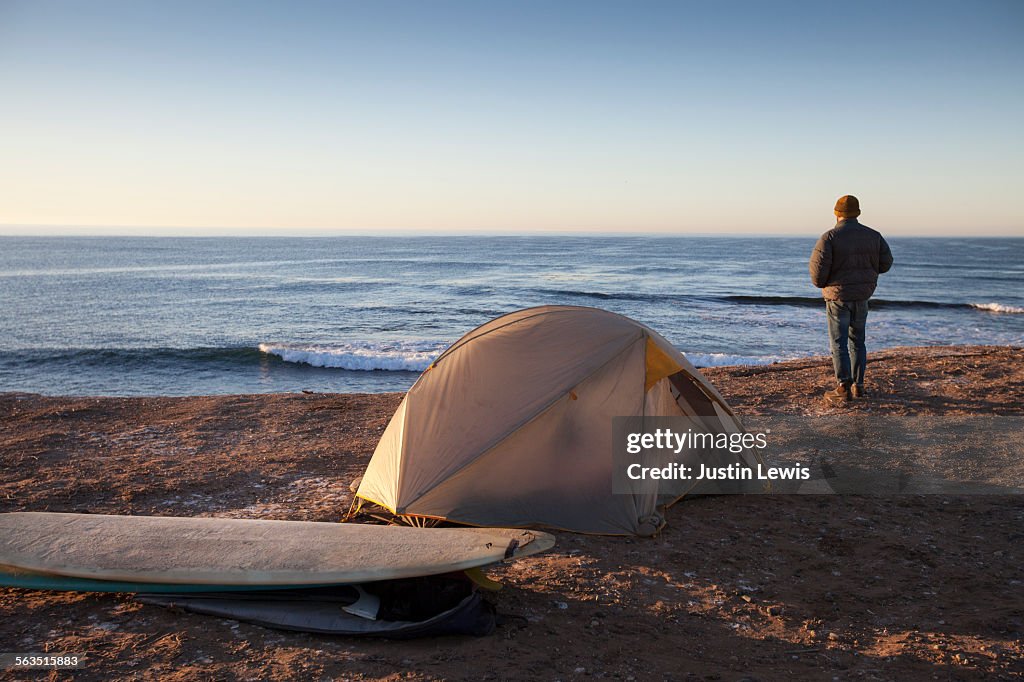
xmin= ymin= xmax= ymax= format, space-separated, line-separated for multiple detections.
xmin=4 ymin=1 xmax=1022 ymax=678
xmin=1 ymin=345 xmax=1022 ymax=680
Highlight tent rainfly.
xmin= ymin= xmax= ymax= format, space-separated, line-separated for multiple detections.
xmin=355 ymin=306 xmax=764 ymax=536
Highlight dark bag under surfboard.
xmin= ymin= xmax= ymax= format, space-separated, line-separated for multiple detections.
xmin=135 ymin=574 xmax=496 ymax=638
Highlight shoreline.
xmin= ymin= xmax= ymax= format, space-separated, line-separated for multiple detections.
xmin=1 ymin=344 xmax=1022 ymax=680
xmin=3 ymin=343 xmax=1020 ymax=408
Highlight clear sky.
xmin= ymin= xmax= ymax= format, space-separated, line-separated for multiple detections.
xmin=1 ymin=0 xmax=1022 ymax=236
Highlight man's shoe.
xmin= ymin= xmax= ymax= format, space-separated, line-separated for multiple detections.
xmin=824 ymin=383 xmax=852 ymax=405
xmin=851 ymin=384 xmax=867 ymax=398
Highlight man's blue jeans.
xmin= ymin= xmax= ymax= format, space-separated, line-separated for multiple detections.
xmin=826 ymin=300 xmax=868 ymax=387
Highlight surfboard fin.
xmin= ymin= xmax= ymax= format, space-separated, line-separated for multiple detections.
xmin=464 ymin=566 xmax=503 ymax=591
xmin=341 ymin=585 xmax=381 ymax=620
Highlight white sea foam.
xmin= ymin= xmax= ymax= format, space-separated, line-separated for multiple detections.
xmin=684 ymin=352 xmax=804 ymax=368
xmin=969 ymin=302 xmax=1024 ymax=314
xmin=260 ymin=342 xmax=805 ymax=372
xmin=258 ymin=342 xmax=442 ymax=372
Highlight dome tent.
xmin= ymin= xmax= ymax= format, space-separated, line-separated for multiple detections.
xmin=355 ymin=306 xmax=763 ymax=536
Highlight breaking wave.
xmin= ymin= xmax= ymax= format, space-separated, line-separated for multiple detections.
xmin=969 ymin=302 xmax=1024 ymax=314
xmin=530 ymin=289 xmax=1024 ymax=313
xmin=258 ymin=342 xmax=441 ymax=372
xmin=2 ymin=344 xmax=446 ymax=375
xmin=723 ymin=296 xmax=1024 ymax=312
xmin=684 ymin=352 xmax=803 ymax=368
xmin=258 ymin=342 xmax=806 ymax=371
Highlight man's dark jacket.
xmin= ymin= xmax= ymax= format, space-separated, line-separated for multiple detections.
xmin=809 ymin=218 xmax=893 ymax=301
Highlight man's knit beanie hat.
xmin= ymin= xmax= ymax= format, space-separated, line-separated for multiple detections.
xmin=834 ymin=195 xmax=861 ymax=218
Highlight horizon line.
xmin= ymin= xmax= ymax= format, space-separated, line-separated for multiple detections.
xmin=1 ymin=225 xmax=1021 ymax=239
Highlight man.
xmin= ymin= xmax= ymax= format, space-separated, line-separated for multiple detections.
xmin=809 ymin=195 xmax=893 ymax=404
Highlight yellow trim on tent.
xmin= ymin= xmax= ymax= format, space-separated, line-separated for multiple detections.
xmin=644 ymin=336 xmax=682 ymax=393
xmin=354 ymin=492 xmax=399 ymax=515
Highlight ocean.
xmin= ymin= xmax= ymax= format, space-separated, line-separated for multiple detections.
xmin=0 ymin=236 xmax=1021 ymax=396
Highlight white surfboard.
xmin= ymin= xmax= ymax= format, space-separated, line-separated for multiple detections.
xmin=0 ymin=512 xmax=555 ymax=586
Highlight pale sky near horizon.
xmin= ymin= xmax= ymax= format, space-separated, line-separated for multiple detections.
xmin=1 ymin=1 xmax=1022 ymax=236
